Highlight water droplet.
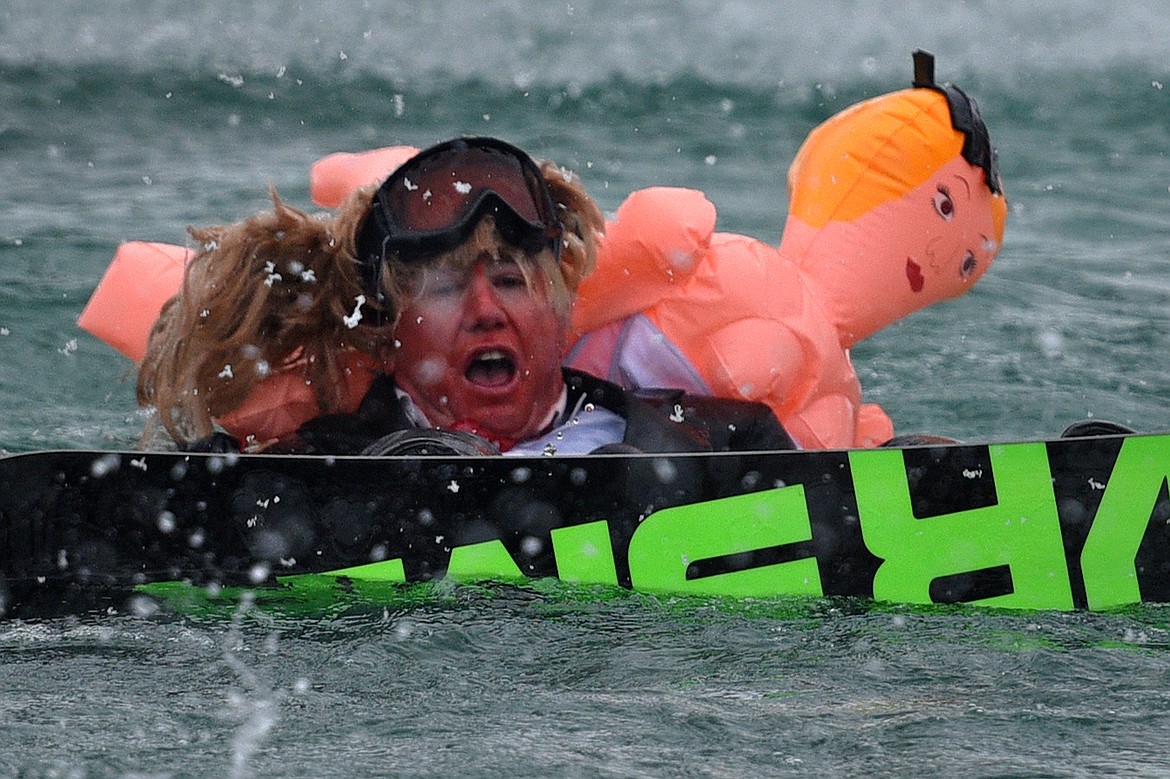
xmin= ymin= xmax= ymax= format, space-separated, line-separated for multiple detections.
xmin=90 ymin=453 xmax=121 ymax=478
xmin=128 ymin=595 xmax=160 ymax=618
xmin=157 ymin=511 xmax=176 ymax=533
xmin=653 ymin=459 xmax=677 ymax=483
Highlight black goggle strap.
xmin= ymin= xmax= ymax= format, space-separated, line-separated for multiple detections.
xmin=355 ymin=207 xmax=392 ymax=308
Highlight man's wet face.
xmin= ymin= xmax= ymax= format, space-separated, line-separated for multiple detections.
xmin=392 ymin=254 xmax=567 ymax=443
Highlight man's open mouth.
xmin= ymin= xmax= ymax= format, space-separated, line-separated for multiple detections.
xmin=465 ymin=349 xmax=517 ymax=388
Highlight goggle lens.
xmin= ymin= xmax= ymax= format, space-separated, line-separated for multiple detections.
xmin=372 ymin=137 xmax=560 ymax=258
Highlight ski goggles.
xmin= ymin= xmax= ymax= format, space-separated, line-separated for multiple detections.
xmin=357 ymin=137 xmax=563 ymax=294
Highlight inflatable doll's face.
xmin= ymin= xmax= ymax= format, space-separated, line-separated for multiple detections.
xmin=794 ymin=152 xmax=1005 ymax=343
xmin=881 ymin=155 xmax=1003 ymax=302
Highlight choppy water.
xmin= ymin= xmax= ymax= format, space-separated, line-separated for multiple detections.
xmin=4 ymin=591 xmax=1170 ymax=778
xmin=3 ymin=2 xmax=1170 ymax=776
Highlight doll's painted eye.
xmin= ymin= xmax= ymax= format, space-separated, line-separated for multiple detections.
xmin=933 ymin=185 xmax=955 ymax=221
xmin=960 ymin=251 xmax=977 ymax=277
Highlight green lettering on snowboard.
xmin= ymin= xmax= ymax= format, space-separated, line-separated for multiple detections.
xmin=445 ymin=539 xmax=526 ymax=582
xmin=551 ymin=520 xmax=619 ymax=585
xmin=1080 ymin=435 xmax=1170 ymax=609
xmin=316 ymin=557 xmax=406 ymax=583
xmin=627 ymin=485 xmax=821 ymax=597
xmin=850 ymin=443 xmax=1073 ymax=610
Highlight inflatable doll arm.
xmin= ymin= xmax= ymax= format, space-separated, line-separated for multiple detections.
xmin=310 ymin=146 xmax=421 ymax=208
xmin=78 ymin=242 xmax=380 ymax=445
xmin=573 ymin=187 xmax=717 ymax=330
xmin=854 ymin=402 xmax=895 ymax=448
xmin=84 ymin=143 xmax=425 ymax=361
xmin=216 ymin=349 xmax=383 ymax=445
xmin=693 ymin=318 xmax=806 ymax=412
xmin=786 ymin=399 xmax=892 ymax=450
xmin=78 ymin=241 xmax=192 ymax=362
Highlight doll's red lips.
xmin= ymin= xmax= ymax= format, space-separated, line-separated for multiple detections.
xmin=906 ymin=258 xmax=924 ymax=293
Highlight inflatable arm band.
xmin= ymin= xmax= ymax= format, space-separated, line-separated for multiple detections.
xmin=78 ymin=241 xmax=191 ymax=363
xmin=310 ymin=146 xmax=420 ymax=208
xmin=78 ymin=241 xmax=379 ymax=443
xmin=79 ymin=145 xmax=422 ymax=443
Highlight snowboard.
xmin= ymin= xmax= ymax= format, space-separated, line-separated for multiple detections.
xmin=1 ymin=432 xmax=1167 ymax=618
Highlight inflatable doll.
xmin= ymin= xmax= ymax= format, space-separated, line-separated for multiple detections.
xmin=566 ymin=51 xmax=1008 ymax=448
